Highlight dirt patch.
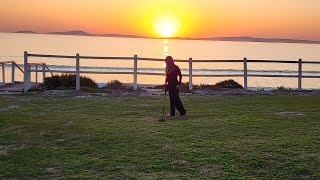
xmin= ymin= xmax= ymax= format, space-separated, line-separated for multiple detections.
xmin=308 ymin=91 xmax=320 ymax=96
xmin=107 ymin=89 xmax=151 ymax=96
xmin=1 ymin=126 xmax=25 ymax=133
xmin=200 ymin=165 xmax=224 ymax=177
xmin=194 ymin=88 xmax=247 ymax=95
xmin=161 ymin=144 xmax=173 ymax=151
xmin=164 ymin=114 xmax=190 ymax=121
xmin=46 ymin=167 xmax=58 ymax=174
xmin=0 ymin=105 xmax=19 ymax=112
xmin=275 ymin=112 xmax=304 ymax=117
xmin=43 ymin=90 xmax=80 ymax=96
xmin=63 ymin=121 xmax=74 ymax=126
xmin=172 ymin=160 xmax=189 ymax=166
xmin=0 ymin=144 xmax=25 ymax=155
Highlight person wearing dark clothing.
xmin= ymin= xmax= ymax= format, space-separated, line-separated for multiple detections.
xmin=164 ymin=56 xmax=187 ymax=116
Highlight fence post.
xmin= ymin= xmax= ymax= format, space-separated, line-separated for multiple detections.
xmin=35 ymin=64 xmax=38 ymax=84
xmin=189 ymin=57 xmax=193 ymax=90
xmin=76 ymin=53 xmax=80 ymax=91
xmin=133 ymin=55 xmax=138 ymax=90
xmin=243 ymin=57 xmax=248 ymax=91
xmin=1 ymin=63 xmax=5 ymax=86
xmin=24 ymin=51 xmax=31 ymax=92
xmin=42 ymin=64 xmax=46 ymax=83
xmin=11 ymin=62 xmax=15 ymax=84
xmin=298 ymin=59 xmax=302 ymax=91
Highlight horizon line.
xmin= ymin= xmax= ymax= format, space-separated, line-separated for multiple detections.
xmin=2 ymin=30 xmax=320 ymax=44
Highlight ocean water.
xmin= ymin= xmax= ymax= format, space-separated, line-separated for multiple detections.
xmin=1 ymin=32 xmax=320 ymax=89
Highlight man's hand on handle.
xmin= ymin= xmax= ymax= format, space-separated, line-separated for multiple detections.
xmin=162 ymin=84 xmax=168 ymax=91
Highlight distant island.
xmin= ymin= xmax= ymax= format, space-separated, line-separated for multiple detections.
xmin=16 ymin=30 xmax=146 ymax=39
xmin=15 ymin=30 xmax=320 ymax=44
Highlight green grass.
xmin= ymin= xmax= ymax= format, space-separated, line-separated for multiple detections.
xmin=0 ymin=94 xmax=319 ymax=179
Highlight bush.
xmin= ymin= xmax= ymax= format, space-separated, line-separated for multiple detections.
xmin=44 ymin=74 xmax=98 ymax=89
xmin=155 ymin=79 xmax=243 ymax=92
xmin=214 ymin=79 xmax=243 ymax=89
xmin=179 ymin=82 xmax=191 ymax=92
xmin=274 ymin=86 xmax=292 ymax=91
xmin=194 ymin=79 xmax=243 ymax=90
xmin=102 ymin=80 xmax=129 ymax=90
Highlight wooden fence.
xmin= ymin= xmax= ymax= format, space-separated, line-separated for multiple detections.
xmin=3 ymin=51 xmax=320 ymax=92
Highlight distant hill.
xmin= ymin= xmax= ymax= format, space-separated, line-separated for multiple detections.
xmin=205 ymin=37 xmax=320 ymax=44
xmin=100 ymin=33 xmax=145 ymax=38
xmin=14 ymin=30 xmax=320 ymax=44
xmin=15 ymin=30 xmax=143 ymax=38
xmin=16 ymin=31 xmax=36 ymax=34
xmin=47 ymin=30 xmax=92 ymax=36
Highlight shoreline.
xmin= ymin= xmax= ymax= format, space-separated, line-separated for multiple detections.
xmin=6 ymin=31 xmax=320 ymax=45
xmin=1 ymin=88 xmax=320 ymax=96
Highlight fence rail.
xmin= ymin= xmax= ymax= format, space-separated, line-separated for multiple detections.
xmin=13 ymin=52 xmax=51 ymax=90
xmin=2 ymin=51 xmax=318 ymax=92
xmin=0 ymin=61 xmax=24 ymax=86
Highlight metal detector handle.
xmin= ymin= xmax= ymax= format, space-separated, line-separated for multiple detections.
xmin=163 ymin=84 xmax=168 ymax=92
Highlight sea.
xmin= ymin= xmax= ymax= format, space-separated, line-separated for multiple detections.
xmin=1 ymin=32 xmax=320 ymax=89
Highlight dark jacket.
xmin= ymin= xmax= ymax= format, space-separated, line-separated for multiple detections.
xmin=166 ymin=65 xmax=182 ymax=89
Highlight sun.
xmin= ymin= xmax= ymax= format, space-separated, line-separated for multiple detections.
xmin=154 ymin=15 xmax=179 ymax=38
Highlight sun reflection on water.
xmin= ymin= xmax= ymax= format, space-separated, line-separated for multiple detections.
xmin=162 ymin=39 xmax=169 ymax=68
xmin=163 ymin=39 xmax=169 ymax=57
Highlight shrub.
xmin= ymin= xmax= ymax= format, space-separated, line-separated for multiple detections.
xmin=214 ymin=79 xmax=243 ymax=89
xmin=194 ymin=79 xmax=243 ymax=90
xmin=277 ymin=85 xmax=285 ymax=91
xmin=179 ymin=82 xmax=191 ymax=92
xmin=44 ymin=74 xmax=98 ymax=89
xmin=44 ymin=75 xmax=62 ymax=89
xmin=102 ymin=80 xmax=129 ymax=90
xmin=155 ymin=79 xmax=243 ymax=91
xmin=274 ymin=86 xmax=292 ymax=91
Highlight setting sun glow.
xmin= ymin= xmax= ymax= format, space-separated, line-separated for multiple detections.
xmin=154 ymin=16 xmax=180 ymax=38
xmin=1 ymin=1 xmax=320 ymax=40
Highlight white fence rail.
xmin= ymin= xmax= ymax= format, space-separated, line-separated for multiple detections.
xmin=0 ymin=61 xmax=24 ymax=87
xmin=12 ymin=51 xmax=319 ymax=92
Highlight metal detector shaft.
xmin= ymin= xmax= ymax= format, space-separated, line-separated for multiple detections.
xmin=161 ymin=89 xmax=167 ymax=121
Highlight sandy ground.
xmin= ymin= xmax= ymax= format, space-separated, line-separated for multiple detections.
xmin=1 ymin=82 xmax=320 ymax=96
xmin=32 ymin=88 xmax=320 ymax=97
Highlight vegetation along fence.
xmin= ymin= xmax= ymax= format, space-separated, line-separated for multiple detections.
xmin=1 ymin=51 xmax=320 ymax=92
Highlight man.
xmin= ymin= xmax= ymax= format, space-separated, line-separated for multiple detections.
xmin=164 ymin=56 xmax=187 ymax=116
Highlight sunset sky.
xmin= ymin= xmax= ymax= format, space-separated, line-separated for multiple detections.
xmin=1 ymin=0 xmax=320 ymax=40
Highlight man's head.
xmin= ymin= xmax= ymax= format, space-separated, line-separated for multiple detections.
xmin=165 ymin=56 xmax=174 ymax=65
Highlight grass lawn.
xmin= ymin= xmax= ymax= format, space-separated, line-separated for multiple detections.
xmin=0 ymin=94 xmax=319 ymax=179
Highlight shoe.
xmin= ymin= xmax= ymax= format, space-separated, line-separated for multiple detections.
xmin=166 ymin=113 xmax=174 ymax=117
xmin=180 ymin=112 xmax=187 ymax=116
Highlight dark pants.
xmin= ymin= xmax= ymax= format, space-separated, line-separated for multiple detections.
xmin=168 ymin=88 xmax=186 ymax=116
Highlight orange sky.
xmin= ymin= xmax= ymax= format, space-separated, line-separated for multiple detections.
xmin=1 ymin=0 xmax=320 ymax=40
